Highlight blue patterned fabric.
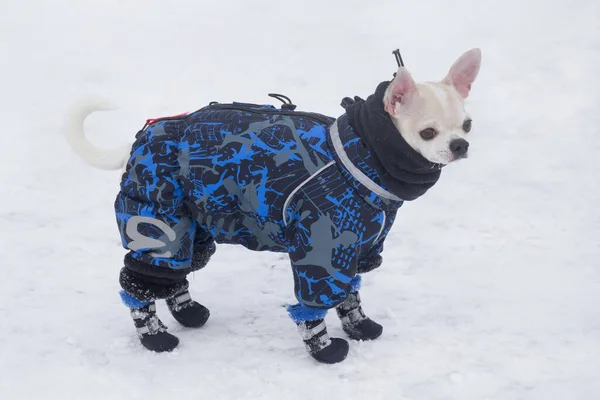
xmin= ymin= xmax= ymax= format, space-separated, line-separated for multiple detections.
xmin=349 ymin=275 xmax=362 ymax=293
xmin=115 ymin=102 xmax=403 ymax=310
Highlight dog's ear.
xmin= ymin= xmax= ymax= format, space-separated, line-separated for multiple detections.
xmin=443 ymin=48 xmax=482 ymax=99
xmin=384 ymin=67 xmax=418 ymax=115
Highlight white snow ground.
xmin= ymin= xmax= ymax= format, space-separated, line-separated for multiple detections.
xmin=1 ymin=0 xmax=599 ymax=399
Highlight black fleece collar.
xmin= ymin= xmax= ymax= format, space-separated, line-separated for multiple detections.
xmin=344 ymin=81 xmax=443 ymax=201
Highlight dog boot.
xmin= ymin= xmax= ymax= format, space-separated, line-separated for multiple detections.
xmin=336 ymin=291 xmax=383 ymax=341
xmin=131 ymin=302 xmax=179 ymax=352
xmin=297 ymin=319 xmax=349 ymax=364
xmin=166 ymin=289 xmax=210 ymax=328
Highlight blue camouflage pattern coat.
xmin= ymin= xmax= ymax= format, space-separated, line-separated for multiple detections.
xmin=115 ymin=102 xmax=404 ymax=309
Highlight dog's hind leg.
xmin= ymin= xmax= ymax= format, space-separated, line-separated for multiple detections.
xmin=114 ymin=131 xmax=214 ymax=352
xmin=164 ymin=231 xmax=215 ymax=328
xmin=120 ymin=291 xmax=180 ymax=352
xmin=166 ymin=288 xmax=210 ymax=328
xmin=116 ymin=216 xmax=214 ymax=352
xmin=119 ymin=256 xmax=212 ymax=352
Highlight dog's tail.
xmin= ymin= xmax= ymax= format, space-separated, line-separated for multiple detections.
xmin=65 ymin=97 xmax=131 ymax=171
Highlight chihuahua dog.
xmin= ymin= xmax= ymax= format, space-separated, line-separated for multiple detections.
xmin=65 ymin=48 xmax=481 ymax=364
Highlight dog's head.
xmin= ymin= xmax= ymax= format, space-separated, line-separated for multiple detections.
xmin=384 ymin=48 xmax=482 ymax=165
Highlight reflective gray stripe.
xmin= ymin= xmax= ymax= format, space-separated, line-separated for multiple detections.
xmin=298 ymin=321 xmax=327 ymax=340
xmin=131 ymin=303 xmax=156 ymax=319
xmin=329 ymin=120 xmax=402 ymax=202
xmin=135 ymin=315 xmax=164 ymax=336
xmin=340 ymin=308 xmax=366 ymax=325
xmin=136 ymin=325 xmax=150 ymax=335
xmin=173 ymin=292 xmax=191 ymax=305
xmin=305 ymin=335 xmax=332 ymax=353
xmin=282 ymin=161 xmax=335 ymax=227
xmin=374 ymin=211 xmax=386 ymax=244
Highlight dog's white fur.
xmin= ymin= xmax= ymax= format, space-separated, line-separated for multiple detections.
xmin=384 ymin=48 xmax=482 ymax=164
xmin=65 ymin=97 xmax=130 ymax=173
xmin=66 ymin=48 xmax=481 ymax=171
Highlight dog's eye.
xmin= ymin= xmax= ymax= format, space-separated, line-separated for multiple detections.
xmin=463 ymin=119 xmax=472 ymax=133
xmin=419 ymin=128 xmax=437 ymax=141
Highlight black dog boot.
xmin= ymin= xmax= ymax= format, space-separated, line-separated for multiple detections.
xmin=166 ymin=289 xmax=210 ymax=328
xmin=336 ymin=291 xmax=383 ymax=341
xmin=297 ymin=319 xmax=349 ymax=364
xmin=131 ymin=302 xmax=179 ymax=352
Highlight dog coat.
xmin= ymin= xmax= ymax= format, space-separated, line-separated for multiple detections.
xmin=115 ymin=101 xmax=405 ymax=310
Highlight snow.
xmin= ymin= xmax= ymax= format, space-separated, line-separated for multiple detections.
xmin=1 ymin=0 xmax=599 ymax=399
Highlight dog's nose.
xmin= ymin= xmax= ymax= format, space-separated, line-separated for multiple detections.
xmin=450 ymin=138 xmax=469 ymax=157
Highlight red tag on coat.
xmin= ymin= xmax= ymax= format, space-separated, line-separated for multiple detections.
xmin=145 ymin=112 xmax=189 ymax=125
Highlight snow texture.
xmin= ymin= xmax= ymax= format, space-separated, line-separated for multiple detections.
xmin=1 ymin=0 xmax=599 ymax=399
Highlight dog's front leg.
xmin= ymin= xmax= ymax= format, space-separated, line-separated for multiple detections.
xmin=335 ymin=275 xmax=383 ymax=341
xmin=287 ymin=304 xmax=349 ymax=364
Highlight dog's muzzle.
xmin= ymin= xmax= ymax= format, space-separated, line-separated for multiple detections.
xmin=450 ymin=138 xmax=469 ymax=159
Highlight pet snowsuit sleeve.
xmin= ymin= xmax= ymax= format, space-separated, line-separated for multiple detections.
xmin=284 ymin=163 xmax=388 ymax=310
xmin=115 ymin=129 xmax=196 ymax=268
xmin=288 ymin=210 xmax=359 ymax=309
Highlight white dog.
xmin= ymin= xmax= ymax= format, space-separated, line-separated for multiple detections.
xmin=65 ymin=48 xmax=482 ymax=364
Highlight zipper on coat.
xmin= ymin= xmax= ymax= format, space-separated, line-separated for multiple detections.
xmin=373 ymin=210 xmax=386 ymax=244
xmin=140 ymin=102 xmax=334 ymax=134
xmin=204 ymin=103 xmax=334 ymax=127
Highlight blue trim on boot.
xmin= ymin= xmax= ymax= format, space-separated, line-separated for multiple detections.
xmin=350 ymin=275 xmax=362 ymax=293
xmin=287 ymin=303 xmax=328 ymax=323
xmin=119 ymin=290 xmax=150 ymax=309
